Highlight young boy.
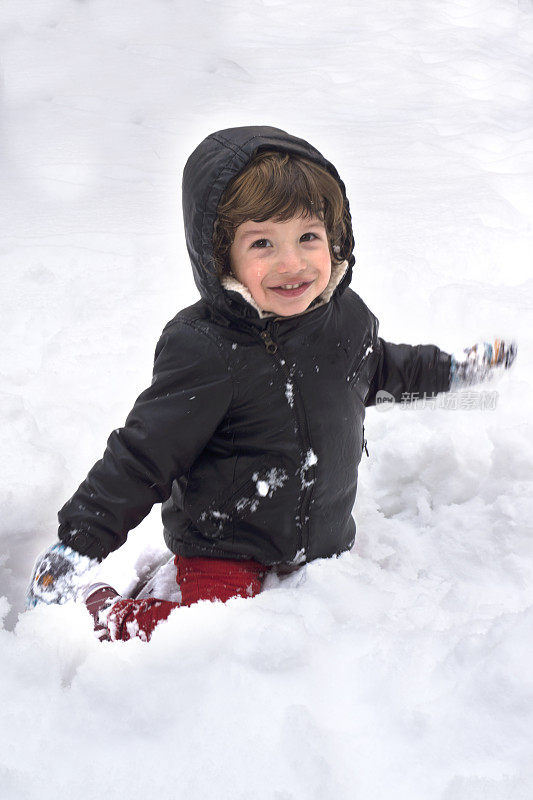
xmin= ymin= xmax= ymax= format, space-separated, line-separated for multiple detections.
xmin=27 ymin=125 xmax=516 ymax=642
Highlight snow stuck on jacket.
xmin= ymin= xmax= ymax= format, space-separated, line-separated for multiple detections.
xmin=300 ymin=449 xmax=318 ymax=489
xmin=1 ymin=1 xmax=533 ymax=799
xmin=253 ymin=468 xmax=288 ymax=499
xmin=285 ymin=379 xmax=294 ymax=407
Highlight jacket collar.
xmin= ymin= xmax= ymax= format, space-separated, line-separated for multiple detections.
xmin=219 ymin=260 xmax=349 ymax=320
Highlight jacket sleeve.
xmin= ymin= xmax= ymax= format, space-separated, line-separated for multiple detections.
xmin=365 ymin=334 xmax=452 ymax=408
xmin=58 ymin=321 xmax=234 ymax=560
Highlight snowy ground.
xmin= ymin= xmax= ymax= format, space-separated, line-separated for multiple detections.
xmin=1 ymin=0 xmax=533 ymax=798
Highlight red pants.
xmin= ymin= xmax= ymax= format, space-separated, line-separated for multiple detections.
xmin=106 ymin=555 xmax=265 ymax=642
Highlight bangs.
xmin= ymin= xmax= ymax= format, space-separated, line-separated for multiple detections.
xmin=224 ymin=153 xmax=328 ymax=225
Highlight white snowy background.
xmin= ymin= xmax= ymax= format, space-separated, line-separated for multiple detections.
xmin=1 ymin=0 xmax=533 ymax=797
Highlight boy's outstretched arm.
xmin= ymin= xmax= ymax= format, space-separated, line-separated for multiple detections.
xmin=364 ymin=338 xmax=452 ymax=406
xmin=365 ymin=335 xmax=517 ymax=407
xmin=57 ymin=322 xmax=234 ymax=560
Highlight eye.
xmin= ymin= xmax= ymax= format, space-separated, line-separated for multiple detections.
xmin=300 ymin=232 xmax=319 ymax=242
xmin=251 ymin=239 xmax=271 ymax=249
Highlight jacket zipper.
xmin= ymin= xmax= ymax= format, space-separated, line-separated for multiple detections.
xmin=350 ymin=340 xmax=371 ymax=458
xmin=259 ymin=322 xmax=315 ymax=557
xmin=348 ymin=335 xmax=373 ymax=387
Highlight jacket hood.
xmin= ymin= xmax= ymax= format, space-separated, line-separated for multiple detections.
xmin=182 ymin=125 xmax=355 ymax=325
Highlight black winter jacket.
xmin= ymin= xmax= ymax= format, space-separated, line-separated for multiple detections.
xmin=58 ymin=126 xmax=451 ymax=566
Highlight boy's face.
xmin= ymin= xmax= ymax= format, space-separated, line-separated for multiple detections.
xmin=229 ymin=214 xmax=332 ymax=317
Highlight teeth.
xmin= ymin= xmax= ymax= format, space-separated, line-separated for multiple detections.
xmin=279 ymin=283 xmax=304 ymax=289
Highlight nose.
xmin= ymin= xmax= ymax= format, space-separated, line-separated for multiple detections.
xmin=274 ymin=243 xmax=307 ymax=274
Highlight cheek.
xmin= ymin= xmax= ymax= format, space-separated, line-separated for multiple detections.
xmin=250 ymin=270 xmax=267 ymax=297
xmin=232 ymin=253 xmax=265 ymax=291
xmin=245 ymin=260 xmax=266 ymax=284
xmin=320 ymin=248 xmax=332 ymax=272
xmin=230 ymin=247 xmax=250 ymax=280
xmin=228 ymin=245 xmax=238 ymax=274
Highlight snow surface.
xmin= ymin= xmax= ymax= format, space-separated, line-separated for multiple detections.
xmin=1 ymin=0 xmax=533 ymax=797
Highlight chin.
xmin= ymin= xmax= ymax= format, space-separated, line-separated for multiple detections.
xmin=272 ymin=300 xmax=311 ymax=316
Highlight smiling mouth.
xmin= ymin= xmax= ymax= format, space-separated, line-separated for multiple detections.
xmin=269 ymin=281 xmax=312 ymax=297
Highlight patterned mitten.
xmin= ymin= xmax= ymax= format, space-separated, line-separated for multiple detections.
xmin=26 ymin=542 xmax=99 ymax=608
xmin=450 ymin=339 xmax=517 ymax=390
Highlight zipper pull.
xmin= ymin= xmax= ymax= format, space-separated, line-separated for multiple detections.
xmin=362 ymin=425 xmax=369 ymax=457
xmin=260 ymin=330 xmax=278 ymax=354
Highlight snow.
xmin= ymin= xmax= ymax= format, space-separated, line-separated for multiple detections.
xmin=256 ymin=479 xmax=270 ymax=497
xmin=285 ymin=380 xmax=295 ymax=407
xmin=1 ymin=0 xmax=533 ymax=798
xmin=253 ymin=468 xmax=289 ymax=499
xmin=303 ymin=449 xmax=318 ymax=469
xmin=300 ymin=448 xmax=318 ymax=489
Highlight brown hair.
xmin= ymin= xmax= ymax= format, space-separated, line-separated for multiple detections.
xmin=212 ymin=150 xmax=353 ymax=277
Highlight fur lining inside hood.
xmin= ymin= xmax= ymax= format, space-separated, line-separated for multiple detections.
xmin=220 ymin=260 xmax=349 ymax=319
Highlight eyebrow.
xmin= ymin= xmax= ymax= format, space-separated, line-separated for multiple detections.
xmin=240 ymin=229 xmax=271 ymax=239
xmin=239 ymin=222 xmax=325 ymax=240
